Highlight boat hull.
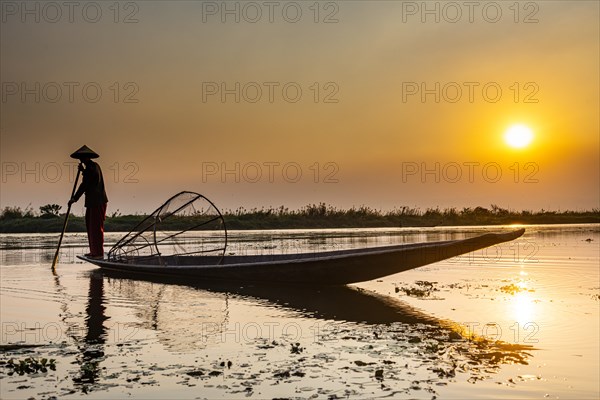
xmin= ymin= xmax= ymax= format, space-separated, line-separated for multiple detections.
xmin=78 ymin=229 xmax=525 ymax=285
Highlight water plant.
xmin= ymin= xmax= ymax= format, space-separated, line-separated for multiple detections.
xmin=3 ymin=357 xmax=56 ymax=375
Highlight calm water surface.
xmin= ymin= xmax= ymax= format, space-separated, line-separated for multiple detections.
xmin=1 ymin=225 xmax=598 ymax=399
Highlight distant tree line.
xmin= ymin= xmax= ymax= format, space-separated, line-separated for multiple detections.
xmin=0 ymin=203 xmax=598 ymax=233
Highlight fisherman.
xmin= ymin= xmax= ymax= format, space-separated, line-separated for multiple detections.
xmin=68 ymin=145 xmax=108 ymax=259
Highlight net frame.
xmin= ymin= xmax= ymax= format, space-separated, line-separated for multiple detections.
xmin=108 ymin=191 xmax=227 ymax=265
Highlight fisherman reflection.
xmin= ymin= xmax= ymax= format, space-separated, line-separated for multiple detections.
xmin=85 ymin=271 xmax=107 ymax=344
xmin=73 ymin=271 xmax=108 ymax=387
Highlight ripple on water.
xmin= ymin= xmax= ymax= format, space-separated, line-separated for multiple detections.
xmin=0 ymin=226 xmax=598 ymax=399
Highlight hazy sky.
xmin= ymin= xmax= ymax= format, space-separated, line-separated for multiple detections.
xmin=1 ymin=1 xmax=598 ymax=215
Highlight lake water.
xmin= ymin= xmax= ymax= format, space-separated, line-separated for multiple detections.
xmin=1 ymin=225 xmax=598 ymax=399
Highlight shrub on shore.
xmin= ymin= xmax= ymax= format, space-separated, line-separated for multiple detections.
xmin=2 ymin=204 xmax=598 ymax=233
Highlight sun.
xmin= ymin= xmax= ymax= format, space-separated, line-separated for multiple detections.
xmin=504 ymin=125 xmax=534 ymax=148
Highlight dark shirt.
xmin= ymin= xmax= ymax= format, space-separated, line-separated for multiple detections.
xmin=73 ymin=161 xmax=108 ymax=207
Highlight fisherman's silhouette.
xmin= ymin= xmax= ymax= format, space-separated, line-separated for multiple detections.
xmin=68 ymin=145 xmax=108 ymax=259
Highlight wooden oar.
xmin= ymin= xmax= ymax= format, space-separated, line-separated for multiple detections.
xmin=52 ymin=164 xmax=82 ymax=271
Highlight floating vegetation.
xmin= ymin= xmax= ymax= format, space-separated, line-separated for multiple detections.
xmin=500 ymin=284 xmax=522 ymax=295
xmin=290 ymin=343 xmax=304 ymax=354
xmin=432 ymin=364 xmax=456 ymax=379
xmin=272 ymin=369 xmax=305 ymax=379
xmin=2 ymin=357 xmax=56 ymax=375
xmin=73 ymin=361 xmax=100 ymax=384
xmin=0 ymin=314 xmax=539 ymax=398
xmin=257 ymin=340 xmax=278 ymax=349
xmin=273 ymin=370 xmax=290 ymax=379
xmin=499 ymin=284 xmax=535 ymax=295
xmin=395 ymin=280 xmax=441 ymax=298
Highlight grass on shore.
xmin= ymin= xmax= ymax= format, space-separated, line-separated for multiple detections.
xmin=1 ymin=204 xmax=599 ymax=233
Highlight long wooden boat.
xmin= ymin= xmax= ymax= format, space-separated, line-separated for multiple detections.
xmin=79 ymin=228 xmax=525 ymax=285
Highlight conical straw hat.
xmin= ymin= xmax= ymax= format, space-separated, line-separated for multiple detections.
xmin=70 ymin=145 xmax=99 ymax=159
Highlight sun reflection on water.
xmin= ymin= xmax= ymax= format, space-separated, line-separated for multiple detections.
xmin=511 ymin=290 xmax=536 ymax=325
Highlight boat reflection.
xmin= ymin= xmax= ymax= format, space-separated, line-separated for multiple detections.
xmin=99 ymin=269 xmax=435 ymax=326
xmin=92 ymin=271 xmax=536 ymax=376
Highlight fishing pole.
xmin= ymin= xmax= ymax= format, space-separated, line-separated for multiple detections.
xmin=52 ymin=162 xmax=82 ymax=272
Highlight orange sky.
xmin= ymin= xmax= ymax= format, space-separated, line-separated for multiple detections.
xmin=1 ymin=1 xmax=598 ymax=214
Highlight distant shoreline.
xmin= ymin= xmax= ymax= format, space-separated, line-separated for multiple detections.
xmin=1 ymin=205 xmax=598 ymax=233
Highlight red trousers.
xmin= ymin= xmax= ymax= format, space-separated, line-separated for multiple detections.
xmin=86 ymin=204 xmax=107 ymax=256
